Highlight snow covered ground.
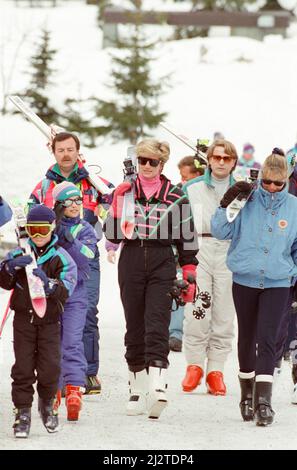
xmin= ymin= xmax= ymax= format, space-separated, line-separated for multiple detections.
xmin=1 ymin=0 xmax=297 ymax=450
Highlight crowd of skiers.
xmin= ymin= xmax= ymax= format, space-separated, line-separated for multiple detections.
xmin=1 ymin=132 xmax=297 ymax=438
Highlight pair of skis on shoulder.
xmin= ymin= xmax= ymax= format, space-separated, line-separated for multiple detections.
xmin=226 ymin=168 xmax=259 ymax=222
xmin=159 ymin=122 xmax=257 ymax=223
xmin=120 ymin=122 xmax=209 ymax=239
xmin=1 ymin=202 xmax=47 ymax=337
xmin=12 ymin=202 xmax=47 ymax=317
xmin=9 ymin=95 xmax=112 ymax=196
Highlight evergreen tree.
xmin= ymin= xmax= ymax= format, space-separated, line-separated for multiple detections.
xmin=63 ymin=97 xmax=99 ymax=148
xmin=94 ymin=1 xmax=168 ymax=144
xmin=20 ymin=28 xmax=60 ymax=123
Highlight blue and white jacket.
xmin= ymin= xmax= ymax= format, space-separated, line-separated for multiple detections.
xmin=211 ymin=184 xmax=297 ymax=289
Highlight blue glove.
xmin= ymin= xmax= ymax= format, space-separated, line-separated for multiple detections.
xmin=33 ymin=268 xmax=57 ymax=296
xmin=5 ymin=255 xmax=33 ymax=275
xmin=56 ymin=225 xmax=74 ymax=249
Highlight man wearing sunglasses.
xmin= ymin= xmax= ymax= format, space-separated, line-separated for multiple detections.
xmin=0 ymin=205 xmax=77 ymax=437
xmin=181 ymin=139 xmax=237 ymax=398
xmin=29 ymin=132 xmax=114 ymax=395
xmin=51 ymin=182 xmax=98 ymax=421
xmin=0 ymin=196 xmax=12 ymax=227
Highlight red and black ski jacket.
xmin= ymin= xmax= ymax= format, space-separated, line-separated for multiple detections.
xmin=0 ymin=236 xmax=77 ymax=324
xmin=29 ymin=161 xmax=113 ymax=236
xmin=104 ymin=175 xmax=198 ymax=267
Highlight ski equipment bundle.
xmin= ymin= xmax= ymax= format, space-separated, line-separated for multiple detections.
xmin=226 ymin=168 xmax=260 ymax=223
xmin=159 ymin=121 xmax=208 ymax=167
xmin=9 ymin=95 xmax=112 ymax=196
xmin=11 ymin=202 xmax=47 ymax=318
xmin=121 ymin=146 xmax=137 ymax=239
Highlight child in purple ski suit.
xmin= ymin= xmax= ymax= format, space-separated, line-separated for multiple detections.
xmin=52 ymin=182 xmax=98 ymax=421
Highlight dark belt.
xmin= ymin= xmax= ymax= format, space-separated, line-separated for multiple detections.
xmin=123 ymin=239 xmax=165 ymax=248
xmin=199 ymin=233 xmax=213 ymax=237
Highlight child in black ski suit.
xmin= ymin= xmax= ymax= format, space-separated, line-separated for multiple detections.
xmin=0 ymin=205 xmax=77 ymax=438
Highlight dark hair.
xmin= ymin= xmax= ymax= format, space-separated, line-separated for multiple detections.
xmin=51 ymin=132 xmax=80 ymax=152
xmin=272 ymin=147 xmax=285 ymax=157
xmin=178 ymin=156 xmax=205 ymax=174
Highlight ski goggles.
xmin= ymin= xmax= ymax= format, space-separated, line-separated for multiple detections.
xmin=25 ymin=223 xmax=55 ymax=238
xmin=61 ymin=197 xmax=83 ymax=208
xmin=261 ymin=179 xmax=286 ymax=188
xmin=137 ymin=156 xmax=161 ymax=167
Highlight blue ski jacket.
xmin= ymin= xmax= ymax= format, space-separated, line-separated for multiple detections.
xmin=56 ymin=215 xmax=98 ymax=282
xmin=0 ymin=197 xmax=12 ymax=227
xmin=211 ymin=184 xmax=297 ymax=289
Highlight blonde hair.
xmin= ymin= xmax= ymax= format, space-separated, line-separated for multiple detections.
xmin=136 ymin=139 xmax=170 ymax=163
xmin=261 ymin=150 xmax=287 ymax=180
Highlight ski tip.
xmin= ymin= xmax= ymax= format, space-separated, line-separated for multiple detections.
xmin=121 ymin=222 xmax=135 ymax=240
xmin=32 ymin=298 xmax=47 ymax=318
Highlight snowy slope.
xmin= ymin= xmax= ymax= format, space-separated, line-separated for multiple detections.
xmin=1 ymin=0 xmax=297 ymax=450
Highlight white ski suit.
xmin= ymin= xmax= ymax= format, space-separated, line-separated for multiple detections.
xmin=183 ymin=169 xmax=236 ymax=370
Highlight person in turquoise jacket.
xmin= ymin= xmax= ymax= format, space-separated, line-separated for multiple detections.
xmin=211 ymin=148 xmax=297 ymax=427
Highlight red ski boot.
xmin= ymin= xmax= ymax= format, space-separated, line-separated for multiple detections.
xmin=65 ymin=385 xmax=83 ymax=421
xmin=182 ymin=365 xmax=204 ymax=392
xmin=206 ymin=371 xmax=226 ymax=396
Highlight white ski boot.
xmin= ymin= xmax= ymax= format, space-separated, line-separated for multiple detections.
xmin=147 ymin=364 xmax=168 ymax=420
xmin=126 ymin=369 xmax=148 ymax=416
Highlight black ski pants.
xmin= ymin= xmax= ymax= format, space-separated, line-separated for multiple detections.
xmin=11 ymin=315 xmax=61 ymax=408
xmin=118 ymin=243 xmax=176 ymax=369
xmin=275 ymin=286 xmax=294 ymax=364
xmin=232 ymin=282 xmax=290 ymax=376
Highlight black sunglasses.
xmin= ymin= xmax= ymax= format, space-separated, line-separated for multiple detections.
xmin=137 ymin=156 xmax=160 ymax=168
xmin=261 ymin=179 xmax=286 ymax=188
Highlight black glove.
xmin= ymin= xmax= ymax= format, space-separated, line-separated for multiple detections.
xmin=220 ymin=181 xmax=253 ymax=208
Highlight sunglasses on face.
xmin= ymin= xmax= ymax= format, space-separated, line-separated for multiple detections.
xmin=25 ymin=223 xmax=55 ymax=238
xmin=62 ymin=197 xmax=83 ymax=208
xmin=261 ymin=179 xmax=286 ymax=188
xmin=211 ymin=155 xmax=234 ymax=163
xmin=137 ymin=156 xmax=161 ymax=168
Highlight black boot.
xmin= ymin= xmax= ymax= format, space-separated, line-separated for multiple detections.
xmin=38 ymin=397 xmax=59 ymax=433
xmin=253 ymin=381 xmax=275 ymax=427
xmin=239 ymin=376 xmax=254 ymax=421
xmin=13 ymin=408 xmax=31 ymax=438
xmin=292 ymin=364 xmax=297 ymax=385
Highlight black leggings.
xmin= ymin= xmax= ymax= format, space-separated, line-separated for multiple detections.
xmin=232 ymin=283 xmax=290 ymax=376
